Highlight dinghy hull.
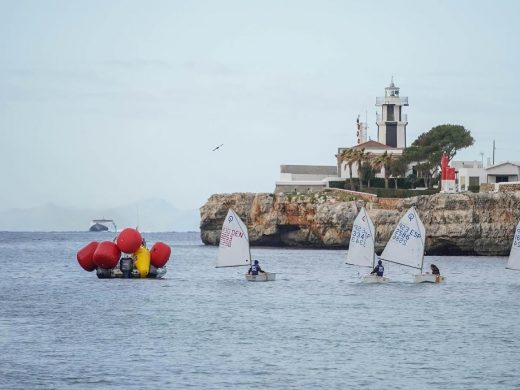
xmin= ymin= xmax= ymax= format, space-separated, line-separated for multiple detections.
xmin=362 ymin=274 xmax=387 ymax=283
xmin=414 ymin=274 xmax=444 ymax=283
xmin=97 ymin=267 xmax=167 ymax=279
xmin=245 ymin=272 xmax=276 ymax=282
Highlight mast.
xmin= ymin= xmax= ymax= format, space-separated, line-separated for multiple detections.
xmin=244 ymin=210 xmax=253 ymax=266
xmin=367 ymin=208 xmax=376 ymax=269
xmin=413 ymin=207 xmax=426 ymax=273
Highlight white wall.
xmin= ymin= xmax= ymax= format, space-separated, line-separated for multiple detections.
xmin=457 ymin=167 xmax=487 ymax=191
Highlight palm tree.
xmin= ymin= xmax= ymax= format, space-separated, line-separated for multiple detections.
xmin=353 ymin=148 xmax=367 ymax=191
xmin=359 ymin=161 xmax=376 ymax=188
xmin=390 ymin=157 xmax=408 ymax=189
xmin=371 ymin=151 xmax=394 ymax=189
xmin=338 ymin=148 xmax=357 ymax=190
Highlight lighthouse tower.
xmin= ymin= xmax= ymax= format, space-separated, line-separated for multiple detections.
xmin=376 ymin=78 xmax=408 ymax=148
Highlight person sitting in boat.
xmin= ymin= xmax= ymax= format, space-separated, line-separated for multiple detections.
xmin=248 ymin=260 xmax=265 ymax=276
xmin=430 ymin=264 xmax=440 ymax=275
xmin=370 ymin=259 xmax=384 ymax=277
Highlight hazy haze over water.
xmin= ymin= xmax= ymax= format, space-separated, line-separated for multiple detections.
xmin=1 ymin=0 xmax=519 ymax=216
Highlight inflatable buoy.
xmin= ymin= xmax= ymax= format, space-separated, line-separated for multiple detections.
xmin=93 ymin=241 xmax=121 ymax=269
xmin=77 ymin=241 xmax=99 ymax=272
xmin=150 ymin=242 xmax=171 ymax=268
xmin=134 ymin=246 xmax=150 ymax=278
xmin=116 ymin=228 xmax=142 ymax=253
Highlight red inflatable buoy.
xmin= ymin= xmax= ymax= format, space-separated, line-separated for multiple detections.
xmin=93 ymin=241 xmax=121 ymax=269
xmin=77 ymin=241 xmax=99 ymax=272
xmin=150 ymin=242 xmax=171 ymax=268
xmin=116 ymin=228 xmax=142 ymax=253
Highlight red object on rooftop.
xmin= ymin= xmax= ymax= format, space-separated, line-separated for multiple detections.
xmin=447 ymin=167 xmax=456 ymax=180
xmin=441 ymin=152 xmax=449 ymax=180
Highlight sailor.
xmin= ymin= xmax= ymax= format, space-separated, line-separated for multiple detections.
xmin=430 ymin=264 xmax=440 ymax=275
xmin=248 ymin=260 xmax=265 ymax=276
xmin=370 ymin=259 xmax=384 ymax=277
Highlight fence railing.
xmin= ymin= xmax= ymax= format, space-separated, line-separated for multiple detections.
xmin=376 ymin=96 xmax=409 ymax=106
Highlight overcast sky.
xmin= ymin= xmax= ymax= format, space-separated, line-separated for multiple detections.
xmin=1 ymin=0 xmax=519 ymax=211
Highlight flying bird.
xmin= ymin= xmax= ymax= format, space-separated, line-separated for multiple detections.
xmin=212 ymin=144 xmax=224 ymax=151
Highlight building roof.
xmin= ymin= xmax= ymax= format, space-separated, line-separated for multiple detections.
xmin=339 ymin=140 xmax=399 ymax=152
xmin=280 ymin=165 xmax=337 ymax=175
xmin=485 ymin=161 xmax=520 ymax=172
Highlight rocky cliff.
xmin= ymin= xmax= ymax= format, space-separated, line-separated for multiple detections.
xmin=199 ymin=190 xmax=520 ymax=256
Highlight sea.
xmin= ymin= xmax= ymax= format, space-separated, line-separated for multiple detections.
xmin=1 ymin=231 xmax=519 ymax=389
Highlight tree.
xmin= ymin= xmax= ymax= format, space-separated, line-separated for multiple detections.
xmin=338 ymin=148 xmax=368 ymax=191
xmin=358 ymin=160 xmax=376 ymax=188
xmin=338 ymin=148 xmax=357 ymax=190
xmin=402 ymin=124 xmax=474 ymax=188
xmin=353 ymin=148 xmax=367 ymax=191
xmin=371 ymin=151 xmax=394 ymax=189
xmin=407 ymin=173 xmax=418 ymax=189
xmin=390 ymin=156 xmax=408 ymax=189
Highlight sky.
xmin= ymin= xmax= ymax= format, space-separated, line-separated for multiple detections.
xmin=1 ymin=0 xmax=519 ymax=212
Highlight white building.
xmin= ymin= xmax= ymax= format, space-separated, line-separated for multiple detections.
xmin=337 ymin=140 xmax=403 ymax=179
xmin=452 ymin=160 xmax=486 ymax=192
xmin=275 ymin=165 xmax=338 ymax=193
xmin=453 ymin=160 xmax=520 ymax=192
xmin=376 ymin=78 xmax=408 ymax=148
xmin=273 ymin=79 xmax=410 ymax=192
xmin=485 ymin=162 xmax=520 ymax=183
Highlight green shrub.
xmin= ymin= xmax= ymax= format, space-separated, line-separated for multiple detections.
xmin=362 ymin=187 xmax=440 ymax=198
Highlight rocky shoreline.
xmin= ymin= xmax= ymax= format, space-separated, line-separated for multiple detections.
xmin=199 ymin=190 xmax=520 ymax=256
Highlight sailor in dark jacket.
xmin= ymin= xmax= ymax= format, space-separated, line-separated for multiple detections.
xmin=248 ymin=260 xmax=265 ymax=275
xmin=430 ymin=264 xmax=440 ymax=275
xmin=370 ymin=259 xmax=384 ymax=277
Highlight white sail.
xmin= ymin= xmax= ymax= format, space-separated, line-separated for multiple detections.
xmin=216 ymin=209 xmax=251 ymax=268
xmin=507 ymin=219 xmax=520 ymax=271
xmin=346 ymin=207 xmax=375 ymax=268
xmin=380 ymin=207 xmax=425 ymax=270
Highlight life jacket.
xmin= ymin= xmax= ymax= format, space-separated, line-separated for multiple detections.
xmin=251 ymin=264 xmax=259 ymax=275
xmin=376 ymin=265 xmax=384 ymax=276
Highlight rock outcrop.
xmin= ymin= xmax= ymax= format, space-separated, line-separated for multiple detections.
xmin=199 ymin=190 xmax=520 ymax=256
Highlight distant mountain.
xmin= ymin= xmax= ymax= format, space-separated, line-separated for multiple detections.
xmin=0 ymin=199 xmax=200 ymax=232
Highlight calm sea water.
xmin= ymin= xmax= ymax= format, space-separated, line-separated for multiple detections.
xmin=1 ymin=231 xmax=519 ymax=389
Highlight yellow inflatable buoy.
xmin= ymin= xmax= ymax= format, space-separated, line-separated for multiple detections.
xmin=134 ymin=246 xmax=151 ymax=278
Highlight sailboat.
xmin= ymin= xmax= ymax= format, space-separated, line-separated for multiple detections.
xmin=216 ymin=208 xmax=276 ymax=282
xmin=506 ymin=219 xmax=520 ymax=271
xmin=345 ymin=207 xmax=387 ymax=283
xmin=380 ymin=206 xmax=443 ymax=283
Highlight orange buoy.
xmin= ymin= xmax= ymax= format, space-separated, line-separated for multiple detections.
xmin=77 ymin=241 xmax=99 ymax=272
xmin=150 ymin=242 xmax=171 ymax=268
xmin=116 ymin=228 xmax=142 ymax=253
xmin=93 ymin=241 xmax=121 ymax=269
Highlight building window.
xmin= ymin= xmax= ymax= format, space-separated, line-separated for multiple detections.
xmin=496 ymin=176 xmax=508 ymax=183
xmin=469 ymin=176 xmax=480 ymax=187
xmin=387 ymin=105 xmax=395 ymax=121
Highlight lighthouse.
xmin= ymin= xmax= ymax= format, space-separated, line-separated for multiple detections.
xmin=376 ymin=78 xmax=408 ymax=148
